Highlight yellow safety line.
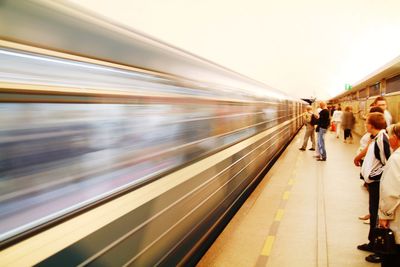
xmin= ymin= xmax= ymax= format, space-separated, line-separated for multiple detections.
xmin=275 ymin=209 xmax=284 ymax=221
xmin=283 ymin=191 xmax=290 ymax=200
xmin=261 ymin=236 xmax=275 ymax=256
xmin=259 ymin=139 xmax=300 ymax=261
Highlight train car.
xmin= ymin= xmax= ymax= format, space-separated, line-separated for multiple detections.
xmin=0 ymin=1 xmax=304 ymax=266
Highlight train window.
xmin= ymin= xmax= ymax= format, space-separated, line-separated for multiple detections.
xmin=369 ymin=83 xmax=380 ymax=96
xmin=386 ymin=75 xmax=400 ymax=94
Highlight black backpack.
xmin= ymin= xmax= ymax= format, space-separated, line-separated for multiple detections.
xmin=310 ymin=114 xmax=318 ymax=126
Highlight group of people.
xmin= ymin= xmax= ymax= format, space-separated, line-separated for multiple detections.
xmin=298 ymin=101 xmax=330 ymax=161
xmin=300 ymin=97 xmax=400 ymax=266
xmin=353 ymin=97 xmax=399 ymax=265
xmin=331 ymin=105 xmax=357 ymax=143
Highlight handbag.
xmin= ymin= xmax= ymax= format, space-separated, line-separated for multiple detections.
xmin=330 ymin=122 xmax=336 ymax=132
xmin=372 ymin=227 xmax=397 ymax=254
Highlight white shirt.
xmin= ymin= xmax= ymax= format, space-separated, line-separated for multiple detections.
xmin=332 ymin=110 xmax=343 ymax=122
xmin=384 ymin=110 xmax=392 ymax=127
xmin=379 ymin=149 xmax=400 ymax=243
xmin=358 ymin=133 xmax=370 ymax=155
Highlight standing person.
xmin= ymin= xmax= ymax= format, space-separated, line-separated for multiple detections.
xmin=342 ymin=106 xmax=356 ymax=143
xmin=355 ymin=113 xmax=391 ymax=263
xmin=299 ymin=105 xmax=316 ymax=151
xmin=316 ymin=101 xmax=330 ymax=161
xmin=372 ymin=96 xmax=392 ymax=127
xmin=331 ymin=107 xmax=343 ymax=138
xmin=355 ymin=106 xmax=385 ymax=223
xmin=378 ymin=123 xmax=400 ymax=267
xmin=313 ymin=105 xmax=322 ymax=158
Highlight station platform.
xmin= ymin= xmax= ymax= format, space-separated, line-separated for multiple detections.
xmin=197 ymin=127 xmax=377 ymax=267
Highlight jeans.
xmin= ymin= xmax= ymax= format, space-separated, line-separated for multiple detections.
xmin=318 ymin=127 xmax=327 ymax=159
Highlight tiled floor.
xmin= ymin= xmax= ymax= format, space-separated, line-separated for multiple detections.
xmin=197 ymin=128 xmax=377 ymax=267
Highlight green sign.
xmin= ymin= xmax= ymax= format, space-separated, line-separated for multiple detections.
xmin=345 ymin=84 xmax=352 ymax=90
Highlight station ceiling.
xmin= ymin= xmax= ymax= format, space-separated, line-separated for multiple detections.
xmin=68 ymin=0 xmax=400 ymax=100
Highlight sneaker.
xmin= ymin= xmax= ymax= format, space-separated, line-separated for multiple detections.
xmin=363 ymin=219 xmax=370 ymax=224
xmin=309 ymin=148 xmax=315 ymax=151
xmin=316 ymin=158 xmax=326 ymax=161
xmin=357 ymin=243 xmax=374 ymax=252
xmin=299 ymin=148 xmax=306 ymax=151
xmin=365 ymin=254 xmax=382 ymax=263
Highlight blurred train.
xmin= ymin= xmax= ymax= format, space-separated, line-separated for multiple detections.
xmin=0 ymin=1 xmax=304 ymax=266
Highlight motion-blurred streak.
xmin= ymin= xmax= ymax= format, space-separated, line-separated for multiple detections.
xmin=0 ymin=1 xmax=297 ymax=251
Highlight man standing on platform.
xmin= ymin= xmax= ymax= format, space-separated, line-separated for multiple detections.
xmin=372 ymin=96 xmax=392 ymax=127
xmin=299 ymin=105 xmax=316 ymax=151
xmin=316 ymin=101 xmax=330 ymax=161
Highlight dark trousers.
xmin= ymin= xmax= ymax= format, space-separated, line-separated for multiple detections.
xmin=382 ymin=245 xmax=400 ymax=267
xmin=368 ymin=181 xmax=380 ymax=242
xmin=344 ymin=129 xmax=352 ymax=140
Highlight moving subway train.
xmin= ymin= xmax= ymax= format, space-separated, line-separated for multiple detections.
xmin=0 ymin=1 xmax=304 ymax=266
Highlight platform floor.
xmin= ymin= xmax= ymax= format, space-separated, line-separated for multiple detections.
xmin=197 ymin=127 xmax=377 ymax=267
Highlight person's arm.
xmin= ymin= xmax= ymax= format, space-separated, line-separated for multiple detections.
xmin=353 ymin=143 xmax=369 ymax=166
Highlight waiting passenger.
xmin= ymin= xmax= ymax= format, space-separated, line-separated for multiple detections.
xmin=331 ymin=107 xmax=342 ymax=138
xmin=341 ymin=106 xmax=356 ymax=143
xmin=355 ymin=107 xmax=385 ymax=224
xmin=299 ymin=105 xmax=316 ymax=151
xmin=372 ymin=96 xmax=392 ymax=127
xmin=316 ymin=101 xmax=330 ymax=161
xmin=314 ymin=105 xmax=322 ymax=158
xmin=378 ymin=123 xmax=400 ymax=266
xmin=355 ymin=112 xmax=390 ymax=263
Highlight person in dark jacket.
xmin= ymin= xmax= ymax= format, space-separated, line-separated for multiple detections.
xmin=316 ymin=101 xmax=330 ymax=161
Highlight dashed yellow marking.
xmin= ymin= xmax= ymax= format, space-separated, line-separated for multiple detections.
xmin=261 ymin=236 xmax=275 ymax=256
xmin=275 ymin=209 xmax=284 ymax=221
xmin=288 ymin=179 xmax=294 ymax=185
xmin=283 ymin=191 xmax=290 ymax=200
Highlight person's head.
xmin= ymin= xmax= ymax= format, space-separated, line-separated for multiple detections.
xmin=345 ymin=106 xmax=352 ymax=112
xmin=366 ymin=112 xmax=387 ymax=133
xmin=387 ymin=123 xmax=400 ymax=150
xmin=337 ymin=107 xmax=341 ymax=111
xmin=372 ymin=96 xmax=388 ymax=110
xmin=319 ymin=101 xmax=327 ymax=109
xmin=369 ymin=106 xmax=384 ymax=114
xmin=306 ymin=105 xmax=312 ymax=112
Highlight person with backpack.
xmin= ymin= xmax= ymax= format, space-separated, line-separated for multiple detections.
xmin=355 ymin=112 xmax=391 ymax=263
xmin=299 ymin=105 xmax=316 ymax=151
xmin=355 ymin=107 xmax=385 ymax=224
